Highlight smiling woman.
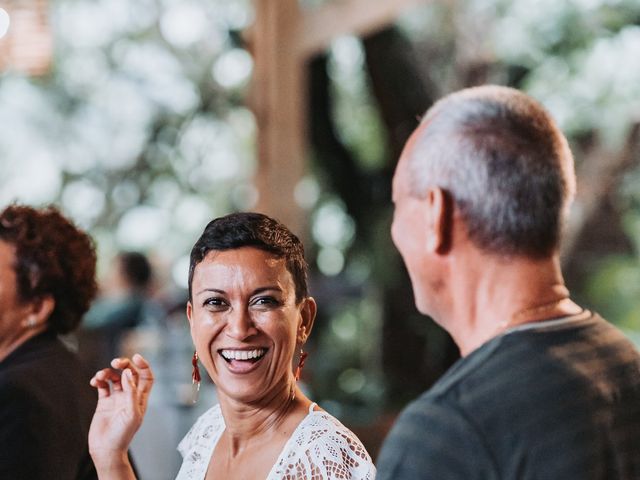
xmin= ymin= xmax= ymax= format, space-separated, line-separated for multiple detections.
xmin=188 ymin=246 xmax=312 ymax=408
xmin=88 ymin=212 xmax=376 ymax=480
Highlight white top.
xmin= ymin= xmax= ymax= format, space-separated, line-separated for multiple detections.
xmin=176 ymin=403 xmax=376 ymax=480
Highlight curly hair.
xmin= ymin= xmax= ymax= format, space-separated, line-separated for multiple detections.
xmin=0 ymin=204 xmax=98 ymax=334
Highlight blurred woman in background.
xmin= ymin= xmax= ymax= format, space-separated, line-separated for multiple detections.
xmin=0 ymin=204 xmax=99 ymax=479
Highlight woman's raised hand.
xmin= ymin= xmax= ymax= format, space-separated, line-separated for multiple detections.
xmin=88 ymin=354 xmax=154 ymax=478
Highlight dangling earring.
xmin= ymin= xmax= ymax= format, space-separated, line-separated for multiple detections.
xmin=290 ymin=349 xmax=308 ymax=402
xmin=191 ymin=351 xmax=201 ymax=403
xmin=294 ymin=349 xmax=308 ymax=382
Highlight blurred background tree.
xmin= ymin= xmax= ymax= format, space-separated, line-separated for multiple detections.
xmin=1 ymin=0 xmax=639 ymax=468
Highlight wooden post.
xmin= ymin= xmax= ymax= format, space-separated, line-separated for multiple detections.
xmin=251 ymin=0 xmax=307 ymax=235
xmin=298 ymin=0 xmax=427 ymax=58
xmin=0 ymin=0 xmax=52 ymax=76
xmin=249 ymin=0 xmax=427 ymax=235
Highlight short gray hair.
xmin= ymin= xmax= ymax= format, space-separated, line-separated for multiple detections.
xmin=408 ymin=85 xmax=575 ymax=257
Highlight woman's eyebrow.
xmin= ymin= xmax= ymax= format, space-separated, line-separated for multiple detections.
xmin=251 ymin=286 xmax=282 ymax=295
xmin=195 ymin=288 xmax=226 ymax=296
xmin=195 ymin=286 xmax=283 ymax=296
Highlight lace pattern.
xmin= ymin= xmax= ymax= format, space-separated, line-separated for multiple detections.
xmin=176 ymin=404 xmax=376 ymax=480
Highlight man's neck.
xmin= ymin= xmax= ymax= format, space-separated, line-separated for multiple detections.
xmin=445 ymin=252 xmax=582 ymax=356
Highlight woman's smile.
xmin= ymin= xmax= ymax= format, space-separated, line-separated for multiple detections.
xmin=219 ymin=347 xmax=269 ymax=374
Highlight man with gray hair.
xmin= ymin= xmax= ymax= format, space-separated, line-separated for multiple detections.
xmin=376 ymin=85 xmax=640 ymax=479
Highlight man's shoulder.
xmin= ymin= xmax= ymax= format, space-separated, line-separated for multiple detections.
xmin=377 ymin=389 xmax=498 ymax=480
xmin=377 ymin=313 xmax=640 ymax=480
xmin=400 ymin=310 xmax=640 ymax=437
xmin=406 ymin=313 xmax=622 ymax=413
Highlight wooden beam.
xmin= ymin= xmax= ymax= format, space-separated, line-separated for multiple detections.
xmin=250 ymin=0 xmax=308 ymax=236
xmin=248 ymin=0 xmax=427 ymax=236
xmin=0 ymin=0 xmax=52 ymax=76
xmin=298 ymin=0 xmax=427 ymax=58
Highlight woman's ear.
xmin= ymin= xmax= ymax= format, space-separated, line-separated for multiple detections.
xmin=186 ymin=301 xmax=193 ymax=328
xmin=297 ymin=297 xmax=317 ymax=344
xmin=31 ymin=295 xmax=55 ymax=326
xmin=21 ymin=295 xmax=54 ymax=330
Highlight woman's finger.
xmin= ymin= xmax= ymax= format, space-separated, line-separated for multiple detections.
xmin=131 ymin=354 xmax=154 ymax=395
xmin=89 ymin=376 xmax=112 ymax=399
xmin=111 ymin=357 xmax=135 ymax=373
xmin=121 ymin=368 xmax=134 ymax=390
xmin=95 ymin=367 xmax=121 ymax=380
xmin=111 ymin=357 xmax=145 ymax=384
xmin=107 ymin=355 xmax=153 ymax=408
xmin=120 ymin=368 xmax=141 ymax=414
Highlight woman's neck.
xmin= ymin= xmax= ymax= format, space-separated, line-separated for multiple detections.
xmin=217 ymin=379 xmax=309 ymax=455
xmin=0 ymin=325 xmax=47 ymax=363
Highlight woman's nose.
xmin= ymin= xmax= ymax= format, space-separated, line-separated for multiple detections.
xmin=225 ymin=308 xmax=258 ymax=340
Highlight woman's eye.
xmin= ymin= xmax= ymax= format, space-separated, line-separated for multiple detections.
xmin=203 ymin=297 xmax=227 ymax=308
xmin=252 ymin=296 xmax=279 ymax=307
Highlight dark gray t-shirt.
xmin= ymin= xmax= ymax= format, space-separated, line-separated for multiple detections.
xmin=377 ymin=312 xmax=640 ymax=479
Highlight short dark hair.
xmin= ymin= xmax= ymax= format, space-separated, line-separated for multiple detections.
xmin=0 ymin=204 xmax=98 ymax=334
xmin=409 ymin=85 xmax=575 ymax=257
xmin=118 ymin=251 xmax=152 ymax=289
xmin=188 ymin=212 xmax=309 ymax=303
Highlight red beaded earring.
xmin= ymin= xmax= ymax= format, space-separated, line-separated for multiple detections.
xmin=294 ymin=349 xmax=308 ymax=381
xmin=192 ymin=351 xmax=201 ymax=403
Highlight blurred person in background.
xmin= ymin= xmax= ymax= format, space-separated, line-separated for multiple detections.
xmin=87 ymin=212 xmax=376 ymax=479
xmin=0 ymin=204 xmax=99 ymax=479
xmin=81 ymin=251 xmax=162 ymax=374
xmin=376 ymin=85 xmax=640 ymax=479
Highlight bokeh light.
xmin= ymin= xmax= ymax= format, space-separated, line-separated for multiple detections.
xmin=0 ymin=8 xmax=10 ymax=39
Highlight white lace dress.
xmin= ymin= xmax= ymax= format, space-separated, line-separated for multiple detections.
xmin=175 ymin=403 xmax=376 ymax=480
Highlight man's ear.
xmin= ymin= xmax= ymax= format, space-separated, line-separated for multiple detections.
xmin=297 ymin=297 xmax=317 ymax=345
xmin=424 ymin=187 xmax=447 ymax=253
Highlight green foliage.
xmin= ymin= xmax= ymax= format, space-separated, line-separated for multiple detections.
xmin=585 ymin=169 xmax=640 ymax=336
xmin=1 ymin=0 xmax=255 ymax=270
xmin=586 ymin=256 xmax=640 ymax=329
xmin=310 ymin=295 xmax=385 ymax=418
xmin=328 ymin=37 xmax=388 ymax=172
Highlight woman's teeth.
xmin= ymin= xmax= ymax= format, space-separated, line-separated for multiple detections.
xmin=220 ymin=348 xmax=266 ymax=361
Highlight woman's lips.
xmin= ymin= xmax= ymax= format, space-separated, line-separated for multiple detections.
xmin=218 ymin=348 xmax=268 ymax=374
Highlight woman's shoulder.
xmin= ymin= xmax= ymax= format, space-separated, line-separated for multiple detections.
xmin=0 ymin=334 xmax=81 ymax=398
xmin=300 ymin=408 xmax=372 ymax=456
xmin=177 ymin=403 xmax=225 ymax=457
xmin=270 ymin=407 xmax=376 ymax=480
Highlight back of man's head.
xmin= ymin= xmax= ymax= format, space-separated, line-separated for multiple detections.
xmin=408 ymin=85 xmax=575 ymax=258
